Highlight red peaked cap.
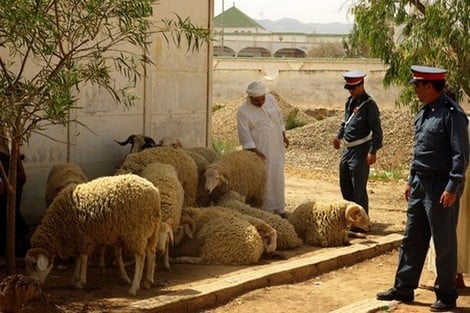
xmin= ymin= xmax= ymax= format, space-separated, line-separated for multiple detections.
xmin=343 ymin=70 xmax=366 ymax=89
xmin=410 ymin=65 xmax=447 ymax=83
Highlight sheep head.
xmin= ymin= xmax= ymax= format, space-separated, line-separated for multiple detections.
xmin=24 ymin=248 xmax=54 ymax=285
xmin=258 ymin=226 xmax=277 ymax=255
xmin=114 ymin=134 xmax=157 ymax=153
xmin=174 ymin=214 xmax=196 ymax=246
xmin=203 ymin=164 xmax=230 ymax=193
xmin=156 ymin=136 xmax=183 ymax=148
xmin=345 ymin=203 xmax=371 ymax=231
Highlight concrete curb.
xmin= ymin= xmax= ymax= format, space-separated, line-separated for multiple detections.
xmin=128 ymin=233 xmax=403 ymax=313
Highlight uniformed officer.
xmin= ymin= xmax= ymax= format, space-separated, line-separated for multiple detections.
xmin=333 ymin=70 xmax=383 ymax=229
xmin=377 ymin=65 xmax=469 ymax=312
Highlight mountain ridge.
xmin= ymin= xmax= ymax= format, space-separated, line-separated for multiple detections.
xmin=255 ymin=17 xmax=353 ymax=35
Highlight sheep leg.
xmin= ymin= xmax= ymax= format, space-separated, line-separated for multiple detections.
xmin=71 ymin=254 xmax=88 ymax=289
xmin=142 ymin=247 xmax=156 ymax=289
xmin=128 ymin=254 xmax=145 ymax=296
xmin=70 ymin=257 xmax=82 ymax=286
xmin=114 ymin=248 xmax=131 ymax=284
xmin=161 ymin=249 xmax=171 ymax=271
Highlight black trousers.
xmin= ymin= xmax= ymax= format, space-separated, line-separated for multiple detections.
xmin=339 ymin=143 xmax=370 ymax=214
xmin=393 ymin=173 xmax=459 ymax=303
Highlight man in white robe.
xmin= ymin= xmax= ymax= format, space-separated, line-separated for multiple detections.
xmin=237 ymin=81 xmax=289 ymax=218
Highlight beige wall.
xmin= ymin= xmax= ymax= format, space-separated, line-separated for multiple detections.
xmin=213 ymin=58 xmax=402 ymax=109
xmin=20 ymin=0 xmax=214 ymax=223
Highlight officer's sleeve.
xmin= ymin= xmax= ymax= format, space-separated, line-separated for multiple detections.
xmin=446 ymin=111 xmax=469 ymax=193
xmin=368 ymin=101 xmax=383 ymax=154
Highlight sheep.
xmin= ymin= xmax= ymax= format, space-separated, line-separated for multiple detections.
xmin=0 ymin=274 xmax=46 ymax=313
xmin=114 ymin=134 xmax=157 ymax=153
xmin=141 ymin=162 xmax=184 ymax=227
xmin=116 ymin=146 xmax=198 ymax=207
xmin=140 ymin=162 xmax=184 ymax=270
xmin=45 ymin=162 xmax=88 ymax=207
xmin=156 ymin=136 xmax=183 ymax=148
xmin=185 ymin=146 xmax=219 ymax=163
xmin=288 ymin=200 xmax=371 ymax=247
xmin=211 ymin=206 xmax=278 ymax=255
xmin=217 ymin=191 xmax=303 ymax=250
xmin=204 ymin=150 xmax=266 ymax=207
xmin=181 ymin=150 xmax=212 ymax=206
xmin=24 ymin=174 xmax=162 ymax=296
xmin=171 ymin=206 xmax=265 ymax=265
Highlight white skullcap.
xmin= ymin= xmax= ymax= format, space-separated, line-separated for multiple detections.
xmin=246 ymin=81 xmax=266 ymax=97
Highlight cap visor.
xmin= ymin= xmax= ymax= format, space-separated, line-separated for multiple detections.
xmin=409 ymin=78 xmax=420 ymax=84
xmin=344 ymin=84 xmax=355 ymax=90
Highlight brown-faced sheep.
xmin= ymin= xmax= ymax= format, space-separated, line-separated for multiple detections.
xmin=217 ymin=191 xmax=303 ymax=250
xmin=25 ymin=174 xmax=161 ymax=296
xmin=288 ymin=200 xmax=371 ymax=247
xmin=204 ymin=150 xmax=265 ymax=207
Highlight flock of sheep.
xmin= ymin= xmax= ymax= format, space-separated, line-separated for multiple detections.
xmin=20 ymin=134 xmax=371 ymax=297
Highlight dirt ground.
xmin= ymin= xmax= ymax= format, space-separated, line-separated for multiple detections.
xmin=2 ymin=95 xmax=469 ymax=312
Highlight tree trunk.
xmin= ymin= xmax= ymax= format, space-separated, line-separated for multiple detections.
xmin=6 ymin=142 xmax=19 ymax=274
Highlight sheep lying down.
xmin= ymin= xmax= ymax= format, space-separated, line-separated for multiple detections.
xmin=171 ymin=206 xmax=275 ymax=265
xmin=288 ymin=200 xmax=371 ymax=247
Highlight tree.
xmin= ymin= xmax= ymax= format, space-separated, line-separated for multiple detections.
xmin=0 ymin=0 xmax=211 ymax=274
xmin=348 ymin=0 xmax=469 ymax=109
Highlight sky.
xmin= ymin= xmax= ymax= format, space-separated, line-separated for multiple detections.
xmin=214 ymin=0 xmax=354 ymax=24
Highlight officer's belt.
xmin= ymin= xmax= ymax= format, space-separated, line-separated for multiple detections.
xmin=411 ymin=170 xmax=449 ymax=177
xmin=343 ymin=132 xmax=372 ymax=148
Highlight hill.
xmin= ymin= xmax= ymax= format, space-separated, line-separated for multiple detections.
xmin=256 ymin=17 xmax=353 ymax=35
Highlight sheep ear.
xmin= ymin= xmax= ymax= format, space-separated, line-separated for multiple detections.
xmin=345 ymin=204 xmax=361 ymax=223
xmin=37 ymin=254 xmax=50 ymax=271
xmin=183 ymin=223 xmax=194 ymax=239
xmin=220 ymin=174 xmax=229 ymax=185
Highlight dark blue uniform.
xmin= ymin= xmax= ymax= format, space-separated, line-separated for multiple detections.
xmin=393 ymin=93 xmax=469 ymax=304
xmin=337 ymin=92 xmax=383 ymax=214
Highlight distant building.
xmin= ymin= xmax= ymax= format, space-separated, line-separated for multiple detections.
xmin=213 ymin=5 xmax=346 ymax=58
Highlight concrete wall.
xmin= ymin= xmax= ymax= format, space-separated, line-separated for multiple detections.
xmin=18 ymin=0 xmax=214 ymax=223
xmin=213 ymin=58 xmax=402 ymax=109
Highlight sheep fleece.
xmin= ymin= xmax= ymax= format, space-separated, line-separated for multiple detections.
xmin=217 ymin=191 xmax=303 ymax=250
xmin=206 ymin=150 xmax=266 ymax=207
xmin=173 ymin=206 xmax=264 ymax=265
xmin=117 ymin=146 xmax=198 ymax=207
xmin=289 ymin=200 xmax=357 ymax=247
xmin=31 ymin=174 xmax=161 ymax=259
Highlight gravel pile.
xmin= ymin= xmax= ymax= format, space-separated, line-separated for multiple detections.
xmin=212 ymin=92 xmax=415 ymax=173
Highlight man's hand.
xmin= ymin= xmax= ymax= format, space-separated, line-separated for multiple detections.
xmin=367 ymin=153 xmax=377 ymax=165
xmin=404 ymin=184 xmax=411 ymax=201
xmin=333 ymin=137 xmax=340 ymax=149
xmin=440 ymin=190 xmax=457 ymax=208
xmin=249 ymin=148 xmax=266 ymax=161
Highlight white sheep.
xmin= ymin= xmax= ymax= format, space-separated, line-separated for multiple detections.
xmin=204 ymin=150 xmax=266 ymax=207
xmin=217 ymin=191 xmax=303 ymax=250
xmin=140 ymin=162 xmax=184 ymax=270
xmin=24 ymin=174 xmax=162 ymax=296
xmin=116 ymin=146 xmax=198 ymax=207
xmin=114 ymin=134 xmax=157 ymax=153
xmin=45 ymin=163 xmax=88 ymax=207
xmin=185 ymin=146 xmax=218 ymax=163
xmin=156 ymin=136 xmax=183 ymax=148
xmin=288 ymin=200 xmax=371 ymax=247
xmin=171 ymin=206 xmax=265 ymax=265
